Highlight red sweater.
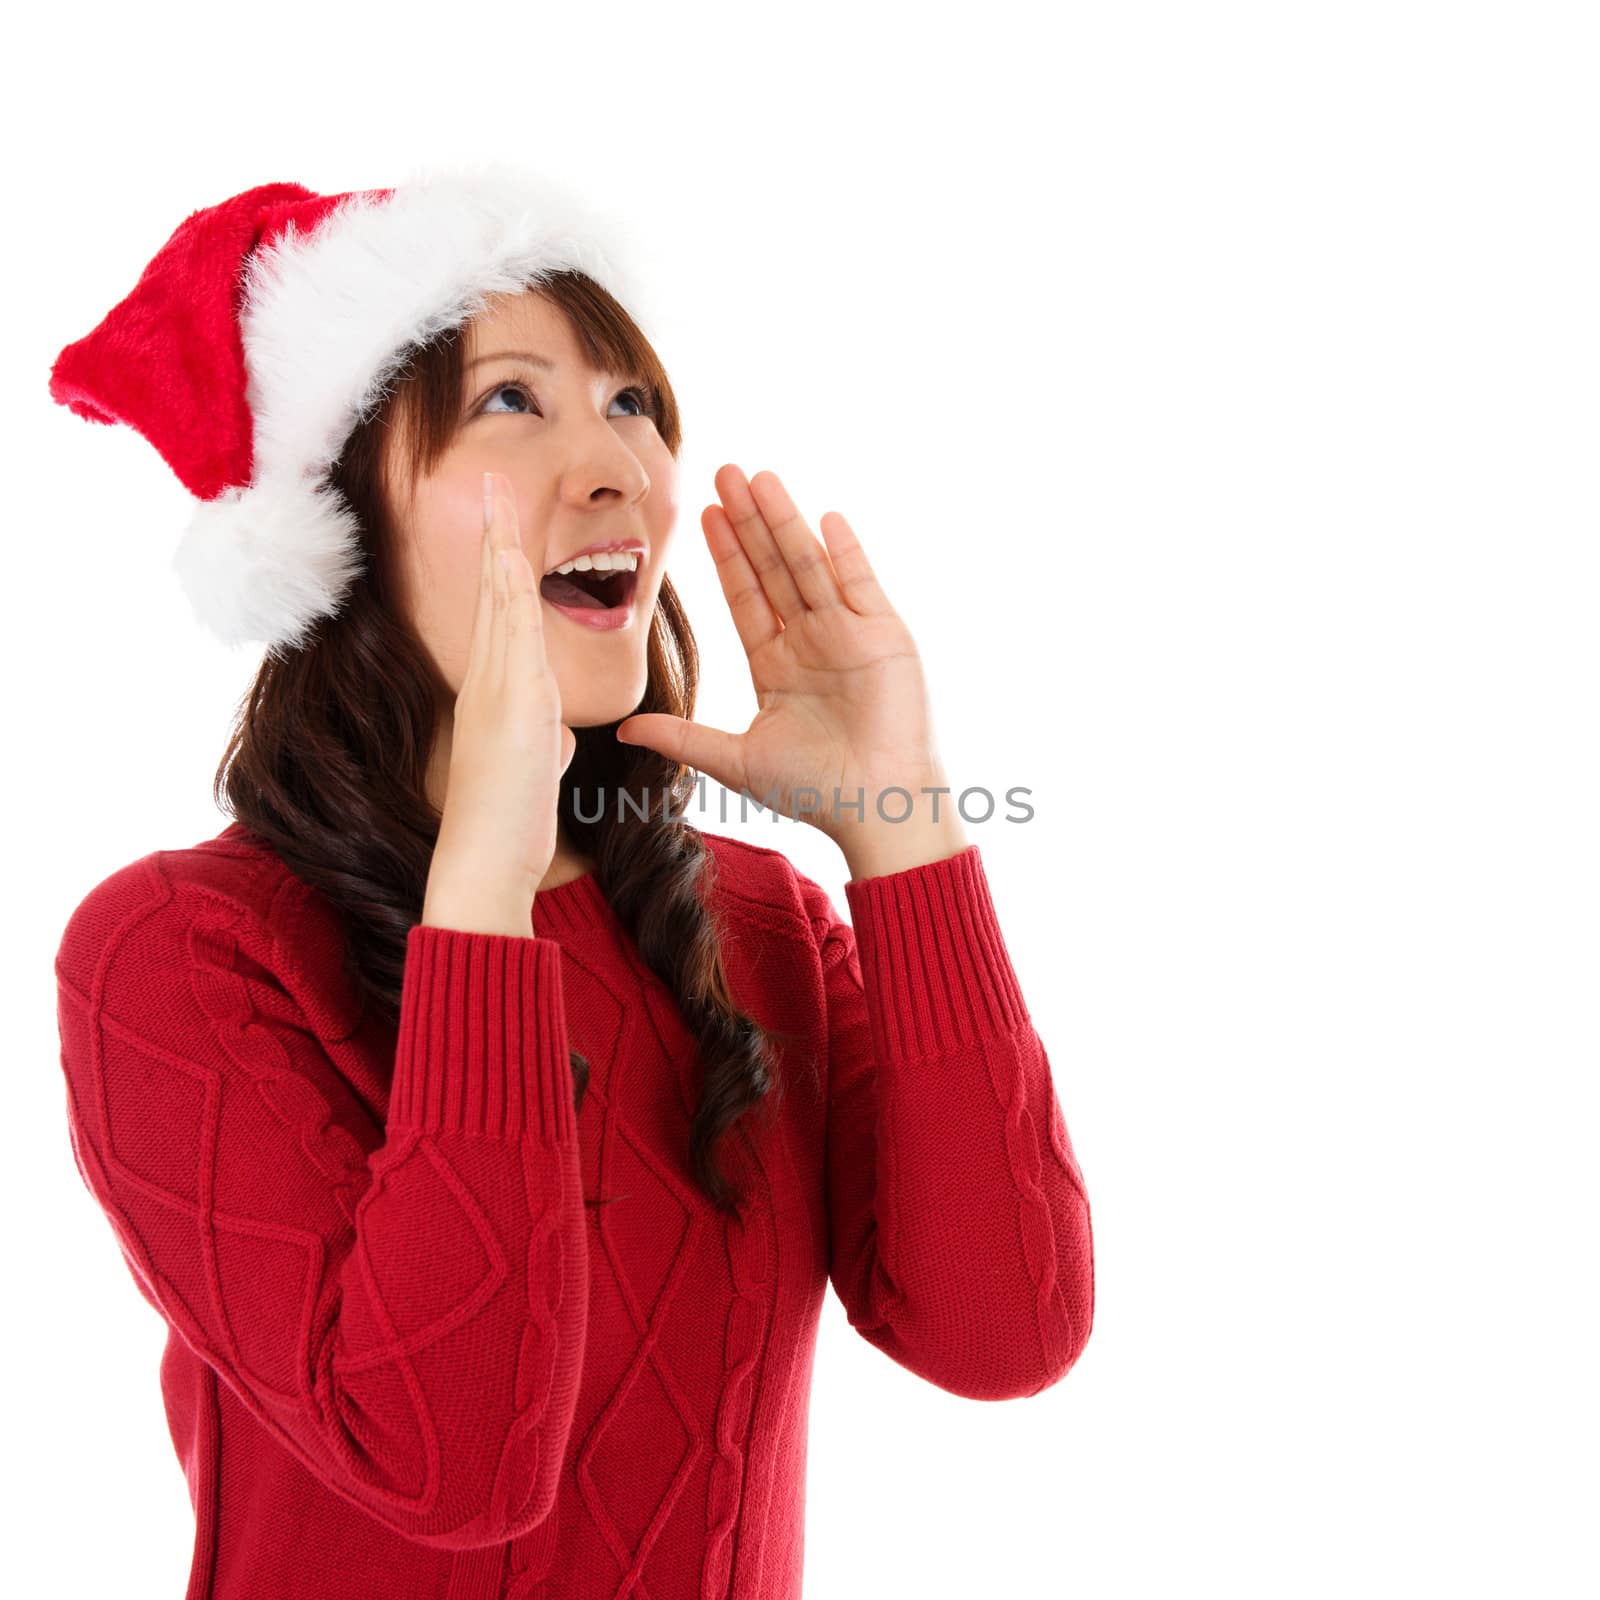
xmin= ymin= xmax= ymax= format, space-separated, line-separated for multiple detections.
xmin=53 ymin=820 xmax=1094 ymax=1599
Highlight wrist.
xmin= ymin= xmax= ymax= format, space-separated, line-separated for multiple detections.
xmin=422 ymin=866 xmax=540 ymax=937
xmin=838 ymin=810 xmax=972 ymax=883
xmin=418 ymin=908 xmax=537 ymax=938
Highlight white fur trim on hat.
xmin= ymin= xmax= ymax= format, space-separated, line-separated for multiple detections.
xmin=171 ymin=158 xmax=662 ymax=654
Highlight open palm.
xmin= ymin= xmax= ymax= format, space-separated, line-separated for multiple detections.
xmin=616 ymin=465 xmax=945 ymax=845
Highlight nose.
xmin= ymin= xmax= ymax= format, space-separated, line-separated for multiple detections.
xmin=562 ymin=439 xmax=649 ymax=512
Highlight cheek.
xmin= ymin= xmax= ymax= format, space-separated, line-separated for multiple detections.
xmin=423 ymin=473 xmax=494 ymax=557
xmin=402 ymin=491 xmax=491 ymax=684
xmin=646 ymin=452 xmax=681 ymax=543
xmin=445 ymin=544 xmax=486 ymax=674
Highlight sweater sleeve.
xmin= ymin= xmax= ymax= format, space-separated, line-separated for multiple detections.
xmin=52 ymin=856 xmax=588 ymax=1550
xmin=801 ymin=843 xmax=1094 ymax=1401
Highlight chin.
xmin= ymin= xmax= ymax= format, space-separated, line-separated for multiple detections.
xmin=560 ymin=680 xmax=650 ymax=733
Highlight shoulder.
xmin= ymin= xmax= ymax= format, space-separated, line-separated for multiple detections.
xmin=54 ymin=821 xmax=355 ymax=1033
xmin=57 ymin=822 xmax=290 ymax=971
xmin=695 ymin=828 xmax=848 ymax=949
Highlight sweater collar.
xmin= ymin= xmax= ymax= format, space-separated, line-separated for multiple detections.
xmin=530 ymin=867 xmax=613 ymax=936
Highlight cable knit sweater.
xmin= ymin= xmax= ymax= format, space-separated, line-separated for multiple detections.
xmin=52 ymin=819 xmax=1094 ymax=1600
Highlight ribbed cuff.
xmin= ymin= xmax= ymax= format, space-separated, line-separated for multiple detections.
xmin=390 ymin=926 xmax=573 ymax=1144
xmin=841 ymin=844 xmax=1029 ymax=1062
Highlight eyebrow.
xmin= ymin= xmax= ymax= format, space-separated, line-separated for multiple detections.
xmin=465 ymin=349 xmax=556 ymax=371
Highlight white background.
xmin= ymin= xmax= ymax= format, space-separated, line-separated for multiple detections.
xmin=6 ymin=2 xmax=1596 ymax=1595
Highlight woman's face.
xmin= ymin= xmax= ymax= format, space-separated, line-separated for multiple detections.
xmin=385 ymin=287 xmax=679 ymax=734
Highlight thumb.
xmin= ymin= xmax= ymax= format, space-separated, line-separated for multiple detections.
xmin=616 ymin=714 xmax=744 ymax=790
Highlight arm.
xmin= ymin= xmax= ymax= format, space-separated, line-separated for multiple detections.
xmin=53 ymin=855 xmax=587 ymax=1549
xmin=804 ymin=843 xmax=1094 ymax=1400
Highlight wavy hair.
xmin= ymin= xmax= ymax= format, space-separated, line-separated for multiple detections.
xmin=213 ymin=269 xmax=789 ymax=1215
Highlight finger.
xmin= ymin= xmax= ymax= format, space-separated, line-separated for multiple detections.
xmin=502 ymin=545 xmax=552 ymax=678
xmin=714 ymin=463 xmax=808 ymax=623
xmin=817 ymin=508 xmax=894 ymax=616
xmin=490 ymin=474 xmax=546 ymax=677
xmin=616 ymin=713 xmax=746 ymax=793
xmin=746 ymin=468 xmax=844 ymax=612
xmin=467 ymin=472 xmax=499 ymax=680
xmin=702 ymin=501 xmax=782 ymax=658
xmin=485 ymin=477 xmax=513 ymax=683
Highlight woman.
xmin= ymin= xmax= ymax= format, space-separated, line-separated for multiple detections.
xmin=49 ymin=161 xmax=1094 ymax=1600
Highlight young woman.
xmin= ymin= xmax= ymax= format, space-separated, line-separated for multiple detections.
xmin=49 ymin=162 xmax=1094 ymax=1600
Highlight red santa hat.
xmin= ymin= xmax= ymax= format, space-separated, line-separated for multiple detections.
xmin=48 ymin=159 xmax=663 ymax=655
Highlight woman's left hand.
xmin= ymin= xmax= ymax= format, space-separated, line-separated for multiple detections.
xmin=615 ymin=465 xmax=948 ymax=846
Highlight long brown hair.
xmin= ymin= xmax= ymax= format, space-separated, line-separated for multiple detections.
xmin=213 ymin=269 xmax=787 ymax=1215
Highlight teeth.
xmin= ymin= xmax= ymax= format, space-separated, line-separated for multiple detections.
xmin=547 ymin=550 xmax=640 ymax=577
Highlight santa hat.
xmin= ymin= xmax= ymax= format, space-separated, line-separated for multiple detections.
xmin=47 ymin=160 xmax=664 ymax=655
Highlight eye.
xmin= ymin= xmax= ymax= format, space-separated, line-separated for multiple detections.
xmin=476 ymin=380 xmax=654 ymax=419
xmin=612 ymin=385 xmax=652 ymax=418
xmin=479 ymin=381 xmax=534 ymax=416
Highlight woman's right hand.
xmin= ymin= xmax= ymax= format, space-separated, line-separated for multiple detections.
xmin=424 ymin=471 xmax=576 ymax=933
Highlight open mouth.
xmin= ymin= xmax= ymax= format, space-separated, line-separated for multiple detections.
xmin=539 ymin=565 xmax=640 ymax=612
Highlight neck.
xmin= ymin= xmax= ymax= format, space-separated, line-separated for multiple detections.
xmin=539 ymin=841 xmax=597 ymax=892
